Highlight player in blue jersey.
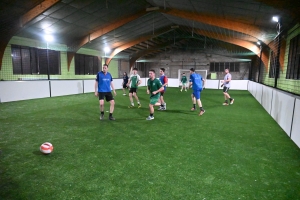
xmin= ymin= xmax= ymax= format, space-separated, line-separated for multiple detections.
xmin=158 ymin=68 xmax=168 ymax=111
xmin=94 ymin=64 xmax=117 ymax=121
xmin=221 ymin=68 xmax=234 ymax=105
xmin=189 ymin=68 xmax=205 ymax=116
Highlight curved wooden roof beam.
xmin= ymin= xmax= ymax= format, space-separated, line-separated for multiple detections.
xmin=66 ymin=10 xmax=147 ymax=70
xmin=161 ymin=8 xmax=271 ymax=44
xmin=105 ymin=27 xmax=173 ymax=65
xmin=0 ymin=0 xmax=60 ymax=69
xmin=193 ymin=29 xmax=269 ymax=67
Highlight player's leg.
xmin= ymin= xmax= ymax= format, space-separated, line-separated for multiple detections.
xmin=158 ymin=92 xmax=166 ymax=110
xmin=146 ymin=95 xmax=160 ymax=120
xmin=122 ymin=84 xmax=127 ymax=95
xmin=223 ymin=87 xmax=229 ymax=105
xmin=180 ymin=83 xmax=183 ymax=92
xmin=106 ymin=92 xmax=115 ymax=120
xmin=128 ymin=88 xmax=134 ymax=107
xmin=133 ymin=89 xmax=141 ymax=107
xmin=99 ymin=93 xmax=105 ymax=120
xmin=196 ymin=90 xmax=205 ymax=116
xmin=226 ymin=89 xmax=234 ymax=104
xmin=191 ymin=92 xmax=196 ymax=111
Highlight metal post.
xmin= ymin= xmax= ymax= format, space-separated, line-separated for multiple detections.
xmin=258 ymin=45 xmax=262 ymax=83
xmin=46 ymin=42 xmax=50 ymax=80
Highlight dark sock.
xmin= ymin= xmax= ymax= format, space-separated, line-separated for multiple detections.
xmin=161 ymin=104 xmax=164 ymax=107
xmin=109 ymin=113 xmax=112 ymax=117
xmin=150 ymin=113 xmax=153 ymax=117
xmin=229 ymin=98 xmax=232 ymax=101
xmin=200 ymin=107 xmax=204 ymax=111
xmin=101 ymin=111 xmax=104 ymax=115
xmin=193 ymin=104 xmax=196 ymax=109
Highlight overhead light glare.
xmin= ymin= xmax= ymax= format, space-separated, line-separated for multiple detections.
xmin=257 ymin=41 xmax=261 ymax=45
xmin=272 ymin=16 xmax=279 ymax=22
xmin=44 ymin=34 xmax=54 ymax=42
xmin=104 ymin=46 xmax=111 ymax=53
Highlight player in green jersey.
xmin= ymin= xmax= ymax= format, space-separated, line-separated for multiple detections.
xmin=127 ymin=67 xmax=141 ymax=108
xmin=146 ymin=69 xmax=164 ymax=120
xmin=180 ymin=73 xmax=188 ymax=92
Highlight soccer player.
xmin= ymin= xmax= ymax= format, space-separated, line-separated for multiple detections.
xmin=146 ymin=69 xmax=164 ymax=120
xmin=127 ymin=67 xmax=141 ymax=108
xmin=189 ymin=68 xmax=205 ymax=116
xmin=158 ymin=68 xmax=168 ymax=111
xmin=122 ymin=72 xmax=129 ymax=95
xmin=221 ymin=68 xmax=234 ymax=105
xmin=180 ymin=72 xmax=188 ymax=92
xmin=94 ymin=64 xmax=116 ymax=121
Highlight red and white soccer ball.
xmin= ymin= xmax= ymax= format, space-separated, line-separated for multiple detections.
xmin=40 ymin=142 xmax=53 ymax=154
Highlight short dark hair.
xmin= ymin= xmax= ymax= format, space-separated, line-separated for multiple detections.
xmin=190 ymin=68 xmax=195 ymax=72
xmin=225 ymin=68 xmax=229 ymax=71
xmin=133 ymin=67 xmax=138 ymax=71
xmin=103 ymin=64 xmax=108 ymax=67
xmin=160 ymin=68 xmax=165 ymax=72
xmin=149 ymin=69 xmax=155 ymax=73
xmin=182 ymin=73 xmax=185 ymax=75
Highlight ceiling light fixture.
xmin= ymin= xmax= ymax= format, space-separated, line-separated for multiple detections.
xmin=146 ymin=7 xmax=159 ymax=12
xmin=272 ymin=16 xmax=279 ymax=22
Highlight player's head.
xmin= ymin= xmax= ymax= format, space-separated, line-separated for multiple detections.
xmin=133 ymin=67 xmax=138 ymax=74
xmin=182 ymin=73 xmax=185 ymax=75
xmin=103 ymin=64 xmax=108 ymax=73
xmin=190 ymin=68 xmax=195 ymax=74
xmin=160 ymin=68 xmax=165 ymax=75
xmin=123 ymin=72 xmax=127 ymax=76
xmin=225 ymin=68 xmax=229 ymax=74
xmin=149 ymin=69 xmax=155 ymax=79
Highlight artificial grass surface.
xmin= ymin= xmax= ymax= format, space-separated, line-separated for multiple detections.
xmin=0 ymin=88 xmax=300 ymax=199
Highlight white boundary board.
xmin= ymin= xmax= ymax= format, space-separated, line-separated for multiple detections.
xmin=0 ymin=81 xmax=50 ymax=102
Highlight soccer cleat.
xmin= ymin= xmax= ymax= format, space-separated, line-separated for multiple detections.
xmin=146 ymin=116 xmax=154 ymax=120
xmin=128 ymin=105 xmax=134 ymax=108
xmin=191 ymin=107 xmax=196 ymax=111
xmin=100 ymin=114 xmax=104 ymax=120
xmin=138 ymin=104 xmax=141 ymax=108
xmin=123 ymin=94 xmax=126 ymax=96
xmin=185 ymin=90 xmax=187 ymax=92
xmin=223 ymin=102 xmax=229 ymax=106
xmin=180 ymin=90 xmax=182 ymax=92
xmin=160 ymin=107 xmax=166 ymax=111
xmin=230 ymin=99 xmax=235 ymax=104
xmin=164 ymin=103 xmax=166 ymax=110
xmin=109 ymin=116 xmax=115 ymax=121
xmin=158 ymin=107 xmax=163 ymax=110
xmin=199 ymin=110 xmax=205 ymax=116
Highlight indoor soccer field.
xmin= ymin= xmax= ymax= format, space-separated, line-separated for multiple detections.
xmin=1 ymin=88 xmax=300 ymax=199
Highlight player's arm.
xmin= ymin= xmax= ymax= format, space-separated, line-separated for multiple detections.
xmin=94 ymin=74 xmax=99 ymax=96
xmin=110 ymin=81 xmax=116 ymax=96
xmin=127 ymin=78 xmax=131 ymax=87
xmin=163 ymin=76 xmax=168 ymax=87
xmin=203 ymin=79 xmax=206 ymax=88
xmin=147 ymin=85 xmax=150 ymax=94
xmin=137 ymin=75 xmax=142 ymax=86
xmin=152 ymin=86 xmax=164 ymax=95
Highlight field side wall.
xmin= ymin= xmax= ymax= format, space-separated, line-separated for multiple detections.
xmin=248 ymin=81 xmax=300 ymax=148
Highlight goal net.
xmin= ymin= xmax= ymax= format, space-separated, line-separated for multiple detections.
xmin=178 ymin=69 xmax=207 ymax=87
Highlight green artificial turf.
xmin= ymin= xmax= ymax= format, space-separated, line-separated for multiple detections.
xmin=1 ymin=88 xmax=300 ymax=199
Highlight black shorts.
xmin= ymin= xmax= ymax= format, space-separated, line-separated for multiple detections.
xmin=129 ymin=88 xmax=137 ymax=93
xmin=223 ymin=87 xmax=230 ymax=93
xmin=99 ymin=92 xmax=114 ymax=102
xmin=123 ymin=83 xmax=128 ymax=89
